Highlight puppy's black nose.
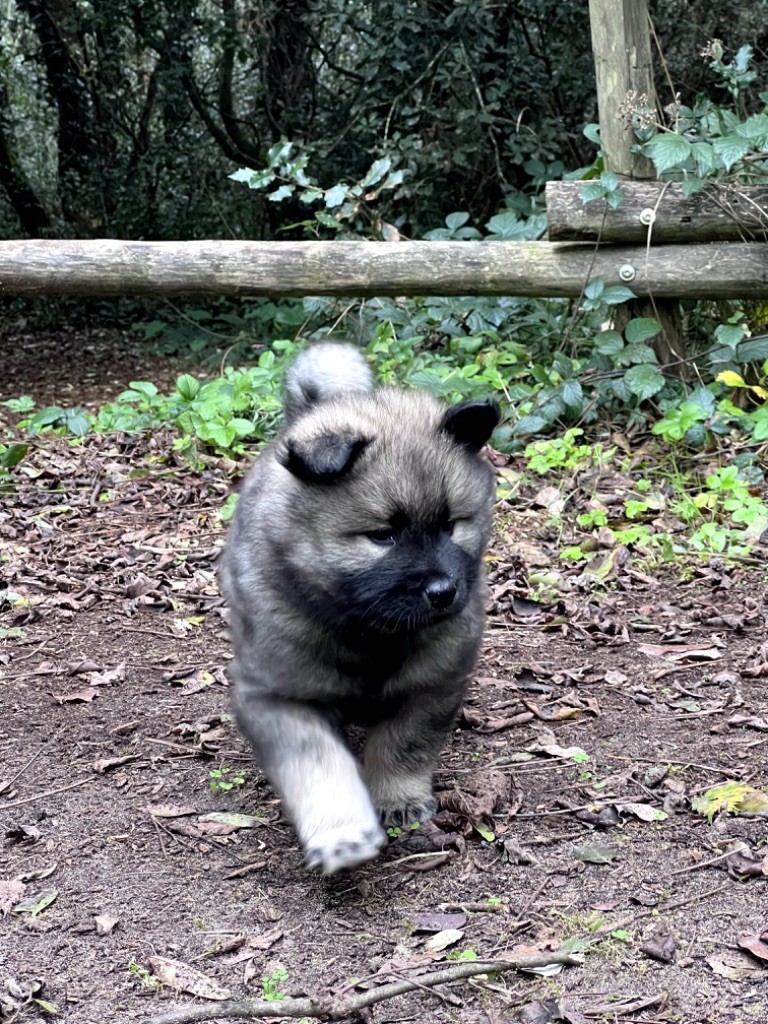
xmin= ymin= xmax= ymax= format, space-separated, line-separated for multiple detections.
xmin=425 ymin=577 xmax=457 ymax=611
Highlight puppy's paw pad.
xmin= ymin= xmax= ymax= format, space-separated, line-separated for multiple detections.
xmin=305 ymin=826 xmax=386 ymax=875
xmin=379 ymin=796 xmax=437 ymax=829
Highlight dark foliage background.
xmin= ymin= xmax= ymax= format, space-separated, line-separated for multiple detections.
xmin=2 ymin=0 xmax=767 ymax=241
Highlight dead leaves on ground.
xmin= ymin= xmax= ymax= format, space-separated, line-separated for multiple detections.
xmin=146 ymin=956 xmax=231 ymax=1001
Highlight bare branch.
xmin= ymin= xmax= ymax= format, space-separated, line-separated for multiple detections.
xmin=148 ymin=952 xmax=583 ymax=1024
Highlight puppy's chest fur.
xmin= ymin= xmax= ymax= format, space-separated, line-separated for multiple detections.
xmin=288 ymin=611 xmax=478 ymax=708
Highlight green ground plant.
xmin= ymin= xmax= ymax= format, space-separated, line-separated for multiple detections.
xmin=261 ymin=968 xmax=289 ymax=1002
xmin=208 ymin=766 xmax=246 ymax=795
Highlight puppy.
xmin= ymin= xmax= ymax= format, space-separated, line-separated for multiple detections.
xmin=220 ymin=343 xmax=499 ymax=873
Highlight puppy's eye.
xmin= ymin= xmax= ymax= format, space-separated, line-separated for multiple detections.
xmin=365 ymin=528 xmax=397 ymax=546
xmin=446 ymin=520 xmax=456 ymax=535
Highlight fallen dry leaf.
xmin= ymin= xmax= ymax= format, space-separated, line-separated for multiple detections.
xmin=411 ymin=912 xmax=467 ymax=933
xmin=55 ymin=688 xmax=99 ymax=704
xmin=728 ymin=714 xmax=768 ymax=732
xmin=572 ymin=843 xmax=618 ymax=865
xmin=223 ymin=928 xmax=284 ymax=965
xmin=616 ymin=802 xmax=668 ymax=823
xmin=146 ymin=804 xmax=197 ymax=819
xmin=438 ymin=769 xmax=511 ymax=832
xmin=640 ymin=930 xmax=677 ymax=963
xmin=94 ymin=912 xmax=119 ymax=935
xmin=527 ymin=727 xmax=588 ymax=760
xmin=87 ymin=662 xmax=126 ymax=686
xmin=707 ymin=952 xmax=765 ymax=981
xmin=92 ymin=754 xmax=138 ymax=773
xmin=637 ymin=641 xmax=723 ymax=662
xmin=738 ymin=934 xmax=768 ymax=963
xmin=147 ymin=956 xmax=230 ymax=1001
xmin=0 ymin=879 xmax=26 ymax=916
xmin=423 ymin=928 xmax=464 ymax=953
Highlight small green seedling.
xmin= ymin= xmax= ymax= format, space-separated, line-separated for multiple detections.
xmin=209 ymin=765 xmax=246 ymax=794
xmin=261 ymin=967 xmax=289 ymax=1002
xmin=387 ymin=821 xmax=421 ymax=838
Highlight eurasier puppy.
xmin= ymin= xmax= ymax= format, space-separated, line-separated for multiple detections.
xmin=221 ymin=343 xmax=499 ymax=874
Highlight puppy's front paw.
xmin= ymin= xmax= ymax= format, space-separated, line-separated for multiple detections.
xmin=305 ymin=824 xmax=386 ymax=875
xmin=378 ymin=795 xmax=437 ymax=829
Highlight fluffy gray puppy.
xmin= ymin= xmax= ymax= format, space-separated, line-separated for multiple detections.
xmin=221 ymin=343 xmax=499 ymax=874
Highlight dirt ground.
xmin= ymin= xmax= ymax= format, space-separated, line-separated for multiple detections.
xmin=1 ymin=328 xmax=767 ymax=1024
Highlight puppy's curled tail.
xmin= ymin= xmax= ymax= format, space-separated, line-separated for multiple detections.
xmin=284 ymin=342 xmax=374 ymax=424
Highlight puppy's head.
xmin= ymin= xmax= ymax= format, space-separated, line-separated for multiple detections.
xmin=274 ymin=391 xmax=499 ymax=633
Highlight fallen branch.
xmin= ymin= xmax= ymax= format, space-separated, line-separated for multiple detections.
xmin=148 ymin=952 xmax=582 ymax=1024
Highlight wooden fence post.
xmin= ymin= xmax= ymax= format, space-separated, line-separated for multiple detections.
xmin=588 ymin=0 xmax=685 ymax=372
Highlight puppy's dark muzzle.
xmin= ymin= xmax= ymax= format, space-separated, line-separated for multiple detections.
xmin=423 ymin=576 xmax=458 ymax=613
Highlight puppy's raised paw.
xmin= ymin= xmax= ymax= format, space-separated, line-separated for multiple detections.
xmin=305 ymin=824 xmax=386 ymax=876
xmin=378 ymin=795 xmax=438 ymax=830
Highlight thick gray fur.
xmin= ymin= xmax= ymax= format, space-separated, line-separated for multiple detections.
xmin=220 ymin=343 xmax=498 ymax=874
xmin=283 ymin=341 xmax=374 ymax=424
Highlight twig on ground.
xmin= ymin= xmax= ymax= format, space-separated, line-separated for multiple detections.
xmin=595 ymin=882 xmax=731 ymax=935
xmin=670 ymin=849 xmax=735 ymax=876
xmin=147 ymin=952 xmax=583 ymax=1024
xmin=3 ymin=748 xmax=43 ymax=790
xmin=0 ymin=778 xmax=90 ymax=812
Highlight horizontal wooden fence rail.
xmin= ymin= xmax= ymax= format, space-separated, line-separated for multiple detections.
xmin=0 ymin=239 xmax=767 ymax=299
xmin=546 ymin=181 xmax=768 ymax=244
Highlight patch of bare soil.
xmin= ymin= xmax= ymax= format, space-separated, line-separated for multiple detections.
xmin=1 ymin=340 xmax=767 ymax=1024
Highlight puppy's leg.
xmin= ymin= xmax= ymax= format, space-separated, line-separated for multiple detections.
xmin=363 ymin=691 xmax=463 ymax=828
xmin=235 ymin=689 xmax=385 ymax=874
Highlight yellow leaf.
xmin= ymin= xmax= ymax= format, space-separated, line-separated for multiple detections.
xmin=716 ymin=370 xmax=747 ymax=388
xmin=749 ymin=384 xmax=768 ymax=400
xmin=692 ymin=781 xmax=768 ymax=822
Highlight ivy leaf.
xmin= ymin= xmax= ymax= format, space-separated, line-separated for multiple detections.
xmin=738 ymin=338 xmax=768 ymax=361
xmin=383 ymin=169 xmax=405 ymax=189
xmin=561 ymin=380 xmax=584 ymax=411
xmin=736 ymin=113 xmax=768 ymax=147
xmin=64 ymin=410 xmax=90 ymax=436
xmin=485 ymin=211 xmax=546 ymax=239
xmin=512 ymin=413 xmax=552 ymax=436
xmin=584 ymin=278 xmax=605 ymax=301
xmin=624 ymin=364 xmax=665 ymax=401
xmin=687 ymin=386 xmax=717 ymax=415
xmin=299 ymin=187 xmax=323 ymax=205
xmin=231 ymin=167 xmax=275 ymax=190
xmin=583 ymin=123 xmax=601 ymax=145
xmin=714 ymin=323 xmax=746 ymax=350
xmin=445 ymin=211 xmax=470 ymax=230
xmin=691 ymin=142 xmax=716 ymax=173
xmin=324 ymin=184 xmax=348 ymax=208
xmin=680 ymin=178 xmax=708 ymax=197
xmin=228 ymin=166 xmax=258 ymax=183
xmin=713 ymin=135 xmax=752 ymax=171
xmin=360 ymin=157 xmax=391 ymax=187
xmin=602 ymin=285 xmax=636 ymax=305
xmin=624 ymin=317 xmax=661 ymax=343
xmin=641 ymin=133 xmax=692 ymax=174
xmin=0 ymin=443 xmax=28 ymax=469
xmin=595 ymin=330 xmax=624 ymax=356
xmin=268 ymin=184 xmax=294 ymax=202
xmin=581 ymin=182 xmax=606 ymax=203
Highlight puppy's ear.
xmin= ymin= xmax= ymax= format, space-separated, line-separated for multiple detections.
xmin=277 ymin=433 xmax=370 ymax=483
xmin=440 ymin=398 xmax=500 ymax=453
